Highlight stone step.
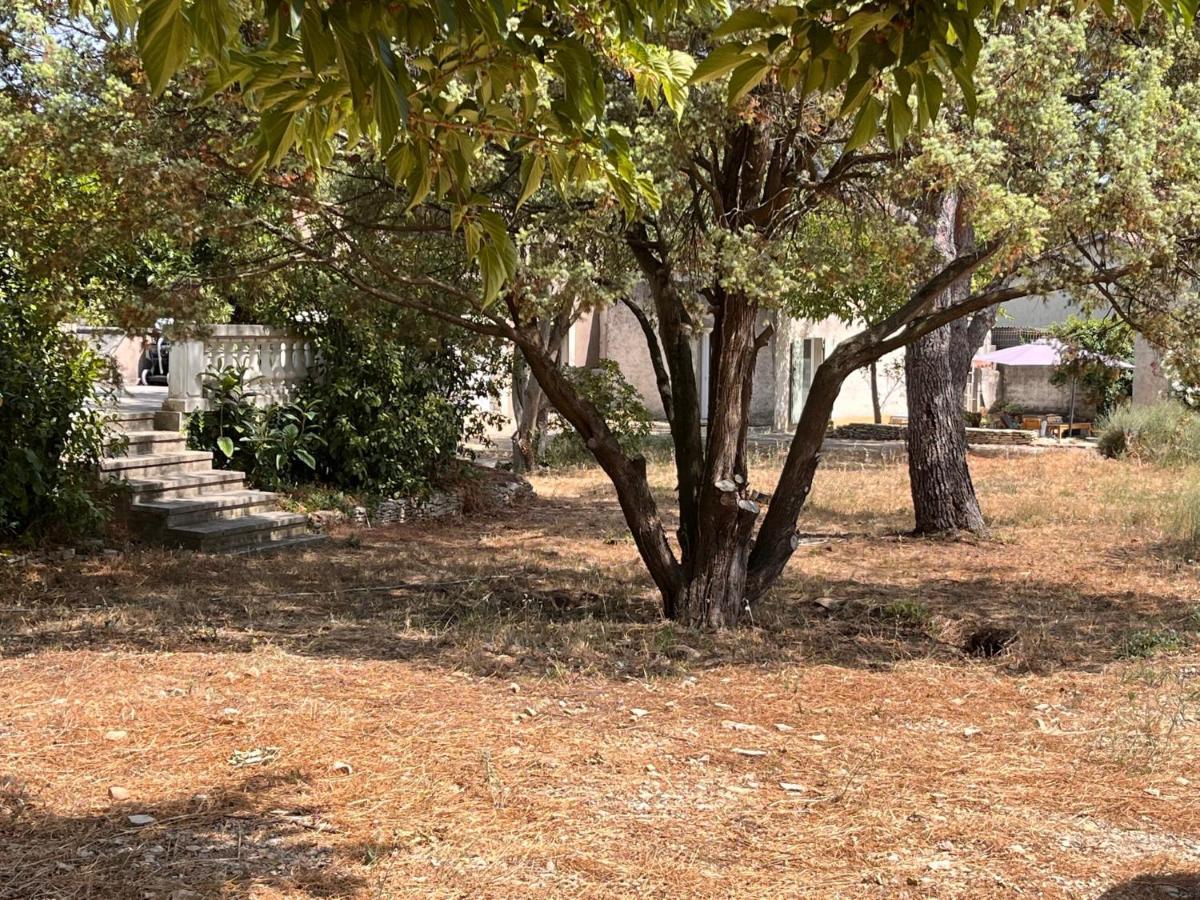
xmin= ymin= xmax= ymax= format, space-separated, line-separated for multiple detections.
xmin=165 ymin=511 xmax=310 ymax=551
xmin=131 ymin=490 xmax=280 ymax=527
xmin=120 ymin=469 xmax=248 ymax=500
xmin=100 ymin=450 xmax=215 ymax=479
xmin=112 ymin=411 xmax=158 ymax=432
xmin=115 ymin=430 xmax=189 ymax=457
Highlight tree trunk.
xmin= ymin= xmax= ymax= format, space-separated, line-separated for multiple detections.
xmin=509 ymin=368 xmax=543 ymax=474
xmin=905 ymin=330 xmax=986 ymax=534
xmin=675 ymin=291 xmax=764 ymax=627
xmin=510 ymin=312 xmax=570 ymax=473
xmin=870 ymin=360 xmax=882 ymax=424
xmin=904 ymin=193 xmax=986 ymax=535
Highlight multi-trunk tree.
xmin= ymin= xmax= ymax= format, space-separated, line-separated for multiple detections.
xmin=95 ymin=0 xmax=1199 ymax=628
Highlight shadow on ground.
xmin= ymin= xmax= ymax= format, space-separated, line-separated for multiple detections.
xmin=0 ymin=773 xmax=364 ymax=899
xmin=2 ymin=490 xmax=1197 ymax=678
xmin=1095 ymin=873 xmax=1200 ymax=899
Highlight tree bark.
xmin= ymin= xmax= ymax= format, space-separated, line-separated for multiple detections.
xmin=680 ymin=289 xmax=762 ymax=627
xmin=870 ymin=360 xmax=882 ymax=424
xmin=904 ymin=193 xmax=986 ymax=535
xmin=510 ymin=311 xmax=570 ymax=473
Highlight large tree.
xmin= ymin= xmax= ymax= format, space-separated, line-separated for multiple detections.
xmin=87 ymin=0 xmax=1198 ymax=628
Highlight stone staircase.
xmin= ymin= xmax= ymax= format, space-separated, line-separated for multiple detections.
xmin=102 ymin=410 xmax=324 ymax=553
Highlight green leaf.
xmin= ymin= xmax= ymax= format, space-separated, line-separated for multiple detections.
xmin=136 ymin=0 xmax=192 ymax=95
xmin=690 ymin=43 xmax=747 ymax=84
xmin=217 ymin=436 xmax=235 ymax=458
xmin=516 ymin=154 xmax=546 ymax=209
xmin=845 ymin=95 xmax=884 ymax=151
xmin=295 ymin=448 xmax=316 ymax=469
xmin=886 ymin=92 xmax=912 ymax=148
xmin=300 ymin=4 xmax=336 ymax=74
xmin=713 ymin=8 xmax=776 ymax=37
xmin=728 ymin=57 xmax=770 ymax=104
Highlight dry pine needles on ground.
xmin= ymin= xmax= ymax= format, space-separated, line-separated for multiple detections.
xmin=1 ymin=451 xmax=1199 ymax=898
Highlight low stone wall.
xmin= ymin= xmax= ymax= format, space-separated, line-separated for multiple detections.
xmin=965 ymin=427 xmax=1035 ymax=446
xmin=309 ymin=466 xmax=534 ymax=530
xmin=830 ymin=423 xmax=1035 ymax=446
xmin=351 ymin=492 xmax=464 ymax=526
xmin=831 ymin=423 xmax=906 ymax=441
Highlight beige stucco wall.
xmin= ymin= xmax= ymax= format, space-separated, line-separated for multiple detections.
xmin=595 ymin=306 xmax=910 ymax=428
xmin=785 ymin=316 xmax=909 ymax=426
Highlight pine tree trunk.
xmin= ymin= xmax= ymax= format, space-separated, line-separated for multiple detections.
xmin=905 ymin=327 xmax=986 ymax=534
xmin=905 ymin=192 xmax=986 ymax=535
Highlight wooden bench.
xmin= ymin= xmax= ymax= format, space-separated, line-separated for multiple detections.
xmin=1021 ymin=415 xmax=1091 ymax=439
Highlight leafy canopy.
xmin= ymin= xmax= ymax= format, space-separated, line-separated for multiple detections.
xmin=87 ymin=0 xmax=1196 ymax=302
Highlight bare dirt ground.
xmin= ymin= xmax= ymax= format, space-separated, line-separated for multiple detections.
xmin=2 ymin=451 xmax=1199 ymax=899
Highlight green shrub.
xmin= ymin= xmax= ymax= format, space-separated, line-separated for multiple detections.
xmin=543 ymin=360 xmax=652 ymax=467
xmin=1097 ymin=401 xmax=1200 ymax=465
xmin=1047 ymin=316 xmax=1134 ymax=418
xmin=187 ymin=366 xmax=322 ymax=490
xmin=186 ymin=366 xmax=261 ymax=474
xmin=0 ymin=296 xmax=116 ymax=540
xmin=296 ymin=316 xmax=500 ymax=495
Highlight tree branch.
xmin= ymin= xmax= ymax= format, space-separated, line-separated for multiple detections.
xmin=619 ymin=294 xmax=674 ymax=427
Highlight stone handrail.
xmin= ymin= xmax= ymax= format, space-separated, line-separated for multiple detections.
xmin=165 ymin=325 xmax=316 ymax=413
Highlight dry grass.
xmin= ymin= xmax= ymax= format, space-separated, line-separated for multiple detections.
xmin=2 ymin=450 xmax=1200 ymax=898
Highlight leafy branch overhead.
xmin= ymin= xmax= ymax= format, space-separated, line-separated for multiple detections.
xmin=91 ymin=0 xmax=1196 ymax=301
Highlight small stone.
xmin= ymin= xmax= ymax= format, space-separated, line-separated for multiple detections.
xmin=779 ymin=782 xmax=806 ymax=792
xmin=714 ymin=479 xmax=737 ymax=493
xmin=962 ymin=726 xmax=982 ymax=738
xmin=928 ymin=859 xmax=952 ymax=871
xmin=809 ymin=733 xmax=828 ymax=742
xmin=127 ymin=814 xmax=156 ymax=827
xmin=104 ymin=729 xmax=128 ymax=742
xmin=508 ymin=683 xmax=521 ymax=693
xmin=774 ymin=723 xmax=794 ymax=732
xmin=331 ymin=760 xmax=353 ymax=775
xmin=630 ymin=708 xmax=649 ymax=718
xmin=722 ymin=720 xmax=756 ymax=731
xmin=523 ymin=707 xmax=538 ymax=718
xmin=108 ymin=786 xmax=130 ymax=801
xmin=813 ymin=596 xmax=843 ymax=611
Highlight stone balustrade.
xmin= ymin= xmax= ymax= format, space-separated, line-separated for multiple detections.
xmin=165 ymin=325 xmax=316 ymax=413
